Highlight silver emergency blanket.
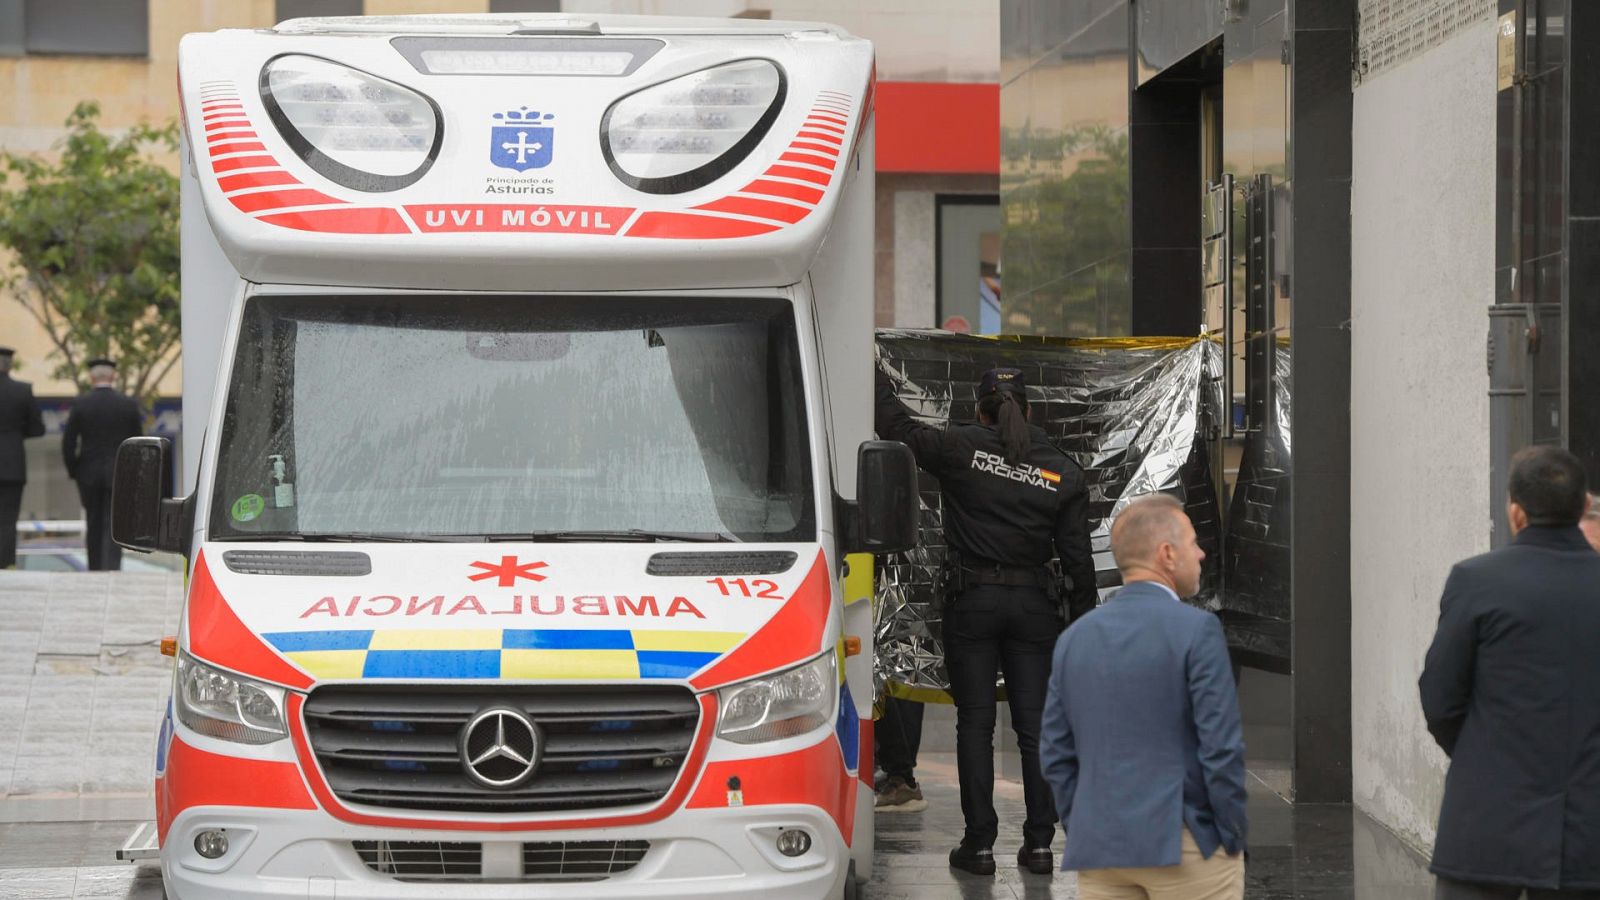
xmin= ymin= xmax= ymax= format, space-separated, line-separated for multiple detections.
xmin=1217 ymin=344 xmax=1292 ymax=669
xmin=873 ymin=330 xmax=1228 ymax=702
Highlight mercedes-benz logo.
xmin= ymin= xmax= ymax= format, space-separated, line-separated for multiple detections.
xmin=459 ymin=707 xmax=542 ymax=789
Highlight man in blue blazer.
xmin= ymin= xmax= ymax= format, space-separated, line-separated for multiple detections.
xmin=1041 ymin=494 xmax=1247 ymax=898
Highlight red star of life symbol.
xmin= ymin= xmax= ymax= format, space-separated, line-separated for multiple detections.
xmin=467 ymin=556 xmax=549 ymax=587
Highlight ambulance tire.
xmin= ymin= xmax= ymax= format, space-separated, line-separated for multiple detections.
xmin=841 ymin=860 xmax=860 ymax=900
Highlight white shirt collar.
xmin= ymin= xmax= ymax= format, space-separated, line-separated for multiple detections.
xmin=1127 ymin=580 xmax=1181 ymax=602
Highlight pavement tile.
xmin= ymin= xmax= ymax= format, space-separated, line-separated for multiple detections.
xmin=0 ymin=866 xmax=78 ymax=898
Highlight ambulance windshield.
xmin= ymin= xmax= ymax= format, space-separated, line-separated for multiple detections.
xmin=209 ymin=294 xmax=815 ymax=542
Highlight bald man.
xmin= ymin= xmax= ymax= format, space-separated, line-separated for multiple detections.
xmin=1039 ymin=494 xmax=1247 ymax=898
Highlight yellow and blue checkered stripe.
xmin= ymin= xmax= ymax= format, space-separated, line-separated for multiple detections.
xmin=261 ymin=628 xmax=745 ymax=681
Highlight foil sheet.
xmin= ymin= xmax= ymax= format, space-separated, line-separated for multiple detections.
xmin=1218 ymin=343 xmax=1293 ymax=670
xmin=872 ymin=331 xmax=1227 ymax=701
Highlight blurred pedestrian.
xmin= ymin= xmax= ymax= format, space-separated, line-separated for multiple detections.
xmin=1041 ymin=493 xmax=1247 ymax=899
xmin=1421 ymin=446 xmax=1600 ymax=899
xmin=62 ymin=358 xmax=143 ymax=571
xmin=0 ymin=346 xmax=47 ymax=569
xmin=875 ymin=693 xmax=927 ymax=812
xmin=1581 ymin=492 xmax=1600 ymax=554
xmin=875 ymin=365 xmax=1096 ymax=876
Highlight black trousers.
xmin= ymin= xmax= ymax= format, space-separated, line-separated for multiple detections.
xmin=77 ymin=476 xmax=120 ymax=571
xmin=1437 ymin=877 xmax=1600 ymax=900
xmin=877 ymin=694 xmax=924 ymax=785
xmin=0 ymin=481 xmax=20 ymax=568
xmin=943 ymin=583 xmax=1063 ymax=850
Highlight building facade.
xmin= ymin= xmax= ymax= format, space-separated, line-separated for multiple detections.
xmin=0 ymin=0 xmax=999 ymax=523
xmin=1005 ymin=0 xmax=1599 ymax=860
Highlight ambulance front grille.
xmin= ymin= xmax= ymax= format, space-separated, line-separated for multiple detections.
xmin=350 ymin=839 xmax=651 ymax=882
xmin=304 ymin=685 xmax=700 ymax=814
xmin=352 ymin=840 xmax=480 ymax=880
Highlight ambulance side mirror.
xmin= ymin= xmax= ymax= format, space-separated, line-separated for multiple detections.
xmin=850 ymin=440 xmax=919 ymax=554
xmin=112 ymin=437 xmax=192 ymax=557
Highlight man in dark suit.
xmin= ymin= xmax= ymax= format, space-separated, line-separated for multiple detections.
xmin=62 ymin=358 xmax=143 ymax=571
xmin=1040 ymin=493 xmax=1247 ymax=898
xmin=0 ymin=346 xmax=47 ymax=569
xmin=1420 ymin=446 xmax=1600 ymax=899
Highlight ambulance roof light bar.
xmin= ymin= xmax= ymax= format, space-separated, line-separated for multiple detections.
xmin=391 ymin=36 xmax=662 ymax=77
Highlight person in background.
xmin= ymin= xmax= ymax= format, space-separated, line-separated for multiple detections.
xmin=875 ymin=694 xmax=928 ymax=812
xmin=1581 ymin=492 xmax=1600 ymax=554
xmin=62 ymin=358 xmax=143 ymax=571
xmin=0 ymin=346 xmax=46 ymax=569
xmin=1041 ymin=494 xmax=1247 ymax=899
xmin=1420 ymin=446 xmax=1600 ymax=899
xmin=875 ymin=365 xmax=1096 ymax=877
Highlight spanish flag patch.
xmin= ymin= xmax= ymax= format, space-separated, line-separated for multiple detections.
xmin=1039 ymin=469 xmax=1062 ymax=484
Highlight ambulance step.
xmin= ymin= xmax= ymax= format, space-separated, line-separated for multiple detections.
xmin=116 ymin=821 xmax=160 ymax=861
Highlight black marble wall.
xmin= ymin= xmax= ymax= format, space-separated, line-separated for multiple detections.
xmin=1565 ymin=3 xmax=1600 ymax=485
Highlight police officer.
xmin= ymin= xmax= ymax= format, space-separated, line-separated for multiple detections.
xmin=62 ymin=358 xmax=143 ymax=570
xmin=875 ymin=365 xmax=1096 ymax=877
xmin=0 ymin=347 xmax=47 ymax=568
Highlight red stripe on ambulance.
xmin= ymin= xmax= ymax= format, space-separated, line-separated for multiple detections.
xmin=624 ymin=211 xmax=781 ymax=239
xmin=230 ymin=188 xmax=346 ymax=214
xmin=739 ymin=179 xmax=825 ymax=205
xmin=257 ymin=207 xmax=413 ymax=234
xmin=688 ymin=734 xmax=856 ymax=843
xmin=157 ymin=736 xmax=315 ymax=843
xmin=691 ymin=551 xmax=831 ymax=689
xmin=693 ymin=195 xmax=812 ymax=224
xmin=218 ymin=170 xmax=298 ymax=192
xmin=211 ymin=155 xmax=279 ymax=173
xmin=187 ymin=553 xmax=314 ymax=689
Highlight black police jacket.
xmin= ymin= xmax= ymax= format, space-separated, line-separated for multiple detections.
xmin=1420 ymin=525 xmax=1600 ymax=891
xmin=0 ymin=375 xmax=46 ymax=484
xmin=62 ymin=387 xmax=144 ymax=487
xmin=874 ymin=372 xmax=1097 ymax=621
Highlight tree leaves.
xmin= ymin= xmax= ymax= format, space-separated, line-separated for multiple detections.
xmin=0 ymin=101 xmax=180 ymax=408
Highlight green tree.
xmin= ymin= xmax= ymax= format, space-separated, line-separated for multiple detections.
xmin=0 ymin=101 xmax=180 ymax=408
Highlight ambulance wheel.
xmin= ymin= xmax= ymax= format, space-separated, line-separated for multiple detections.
xmin=842 ymin=860 xmax=860 ymax=900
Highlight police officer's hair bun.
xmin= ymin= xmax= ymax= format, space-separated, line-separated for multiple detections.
xmin=980 ymin=391 xmax=1031 ymax=465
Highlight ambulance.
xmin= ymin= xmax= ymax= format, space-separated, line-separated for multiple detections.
xmin=112 ymin=14 xmax=915 ymax=899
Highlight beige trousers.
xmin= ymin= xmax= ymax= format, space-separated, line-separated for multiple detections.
xmin=1077 ymin=828 xmax=1245 ymax=900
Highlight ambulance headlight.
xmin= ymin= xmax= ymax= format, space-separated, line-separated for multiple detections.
xmin=175 ymin=650 xmax=288 ymax=745
xmin=716 ymin=651 xmax=835 ymax=744
xmin=602 ymin=58 xmax=786 ymax=194
xmin=260 ymin=54 xmax=443 ymax=192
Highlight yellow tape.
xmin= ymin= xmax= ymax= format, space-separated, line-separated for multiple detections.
xmin=501 ymin=649 xmax=639 ymax=680
xmin=975 ymin=334 xmax=1203 ymax=351
xmin=368 ymin=629 xmax=503 ymax=651
xmin=886 ymin=680 xmax=955 ymax=705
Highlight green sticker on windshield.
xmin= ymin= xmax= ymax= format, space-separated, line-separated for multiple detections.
xmin=231 ymin=493 xmax=265 ymax=523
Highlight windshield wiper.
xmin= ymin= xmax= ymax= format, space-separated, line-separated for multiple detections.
xmin=483 ymin=529 xmax=739 ymax=543
xmin=223 ymin=531 xmax=476 ymax=543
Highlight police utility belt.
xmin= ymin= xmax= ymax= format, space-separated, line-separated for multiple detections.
xmin=952 ymin=558 xmax=1050 ymax=590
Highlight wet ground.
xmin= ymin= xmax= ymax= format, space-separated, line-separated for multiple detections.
xmin=0 ymin=571 xmax=1437 ymax=898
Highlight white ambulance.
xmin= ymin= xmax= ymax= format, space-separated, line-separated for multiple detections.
xmin=113 ymin=14 xmax=914 ymax=899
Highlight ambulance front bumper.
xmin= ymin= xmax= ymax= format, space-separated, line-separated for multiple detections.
xmin=160 ymin=804 xmax=849 ymax=900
